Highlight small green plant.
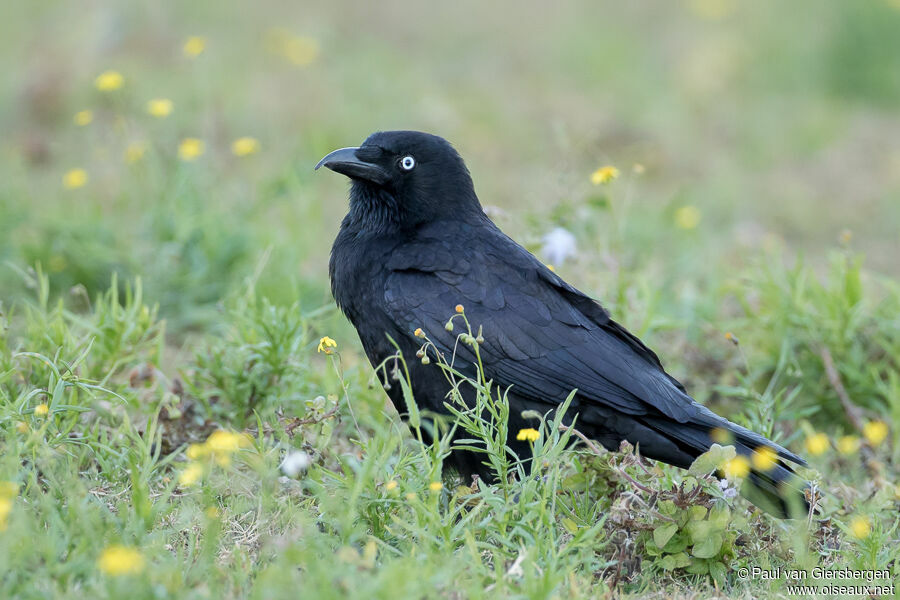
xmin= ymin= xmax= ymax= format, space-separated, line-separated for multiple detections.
xmin=729 ymin=251 xmax=900 ymax=428
xmin=187 ymin=281 xmax=314 ymax=426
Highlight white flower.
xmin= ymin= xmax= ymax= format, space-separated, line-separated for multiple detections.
xmin=718 ymin=478 xmax=738 ymax=499
xmin=541 ymin=227 xmax=577 ymax=265
xmin=280 ymin=450 xmax=311 ymax=477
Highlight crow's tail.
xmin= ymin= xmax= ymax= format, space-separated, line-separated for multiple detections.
xmin=638 ymin=409 xmax=811 ymax=518
xmin=740 ymin=460 xmax=810 ymax=519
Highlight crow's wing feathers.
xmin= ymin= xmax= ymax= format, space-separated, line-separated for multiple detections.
xmin=384 ymin=228 xmax=700 ymax=422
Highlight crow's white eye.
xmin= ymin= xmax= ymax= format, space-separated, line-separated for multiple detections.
xmin=399 ymin=156 xmax=416 ymax=171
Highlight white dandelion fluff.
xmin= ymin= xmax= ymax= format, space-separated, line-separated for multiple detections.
xmin=541 ymin=227 xmax=577 ymax=265
xmin=280 ymin=450 xmax=311 ymax=477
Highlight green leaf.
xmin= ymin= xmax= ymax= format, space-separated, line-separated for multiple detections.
xmin=689 ymin=505 xmax=708 ymax=521
xmin=653 ymin=522 xmax=679 ymax=548
xmin=686 ymin=519 xmax=709 ymax=543
xmin=662 ymin=533 xmax=690 ymax=554
xmin=398 ymin=368 xmax=420 ymax=429
xmin=658 ymin=499 xmax=677 ymax=516
xmin=692 ymin=532 xmax=724 ymax=559
xmin=844 ymin=255 xmax=862 ymax=306
xmin=709 ymin=505 xmax=730 ymax=529
xmin=689 ymin=444 xmax=736 ymax=475
xmin=658 ymin=552 xmax=691 ymax=570
xmin=562 ymin=518 xmax=578 ymax=534
xmin=686 ymin=558 xmax=710 ymax=575
xmin=658 ymin=552 xmax=691 ymax=571
xmin=682 ymin=476 xmax=698 ymax=494
xmin=709 ymin=561 xmax=727 ymax=585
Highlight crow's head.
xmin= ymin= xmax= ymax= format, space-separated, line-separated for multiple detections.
xmin=316 ymin=131 xmax=481 ymax=231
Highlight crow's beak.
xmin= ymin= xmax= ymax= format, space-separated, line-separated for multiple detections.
xmin=314 ymin=147 xmax=389 ymax=184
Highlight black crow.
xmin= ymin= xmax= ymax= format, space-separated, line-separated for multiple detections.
xmin=317 ymin=130 xmax=808 ymax=516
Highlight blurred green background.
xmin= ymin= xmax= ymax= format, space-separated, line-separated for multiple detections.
xmin=3 ymin=0 xmax=900 ymax=329
xmin=2 ymin=2 xmax=900 ymax=597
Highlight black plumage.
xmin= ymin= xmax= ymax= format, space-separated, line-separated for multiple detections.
xmin=317 ymin=130 xmax=808 ymax=516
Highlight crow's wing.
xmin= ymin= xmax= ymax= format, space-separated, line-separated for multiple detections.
xmin=383 ymin=225 xmax=701 ymax=423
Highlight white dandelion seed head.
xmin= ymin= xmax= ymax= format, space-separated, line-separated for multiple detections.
xmin=541 ymin=227 xmax=577 ymax=265
xmin=280 ymin=450 xmax=311 ymax=477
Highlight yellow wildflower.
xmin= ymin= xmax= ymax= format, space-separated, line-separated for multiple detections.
xmin=146 ymin=98 xmax=174 ymax=118
xmin=206 ymin=430 xmax=250 ymax=453
xmin=178 ymin=463 xmax=203 ymax=486
xmin=385 ymin=480 xmax=398 ymax=491
xmin=283 ymin=36 xmax=319 ymax=66
xmin=231 ymin=137 xmax=260 ymax=157
xmin=186 ymin=443 xmax=208 ymax=461
xmin=805 ymin=432 xmax=829 ymax=456
xmin=62 ymin=169 xmax=88 ymax=189
xmin=196 ymin=430 xmax=251 ymax=466
xmin=183 ymin=36 xmax=206 ymax=58
xmin=723 ymin=455 xmax=750 ymax=479
xmin=125 ymin=142 xmax=147 ymax=164
xmin=0 ymin=497 xmax=12 ymax=532
xmin=0 ymin=482 xmax=18 ymax=498
xmin=751 ymin=446 xmax=777 ymax=471
xmin=97 ymin=545 xmax=145 ymax=576
xmin=178 ymin=138 xmax=205 ymax=161
xmin=516 ymin=428 xmax=540 ymax=443
xmin=428 ymin=481 xmax=443 ymax=492
xmin=674 ymin=205 xmax=701 ymax=230
xmin=837 ymin=435 xmax=860 ymax=455
xmin=95 ymin=70 xmax=124 ymax=92
xmin=710 ymin=427 xmax=733 ymax=444
xmin=16 ymin=421 xmax=29 ymax=434
xmin=405 ymin=492 xmax=416 ymax=501
xmin=414 ymin=327 xmax=424 ymax=338
xmin=74 ymin=110 xmax=93 ymax=126
xmin=317 ymin=336 xmax=337 ymax=354
xmin=849 ymin=516 xmax=871 ymax=540
xmin=455 ymin=304 xmax=464 ymax=313
xmin=590 ymin=166 xmax=619 ymax=185
xmin=863 ymin=421 xmax=889 ymax=446
xmin=205 ymin=506 xmax=220 ymax=519
xmin=34 ymin=403 xmax=49 ymax=417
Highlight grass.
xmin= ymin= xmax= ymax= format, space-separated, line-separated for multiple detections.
xmin=1 ymin=0 xmax=899 ymax=598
